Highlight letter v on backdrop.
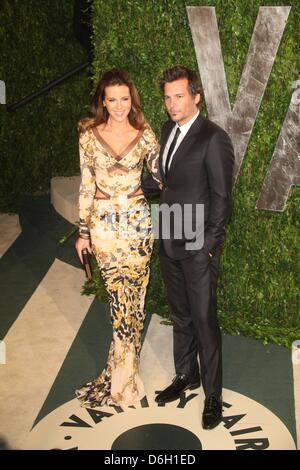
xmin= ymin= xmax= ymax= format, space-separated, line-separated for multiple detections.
xmin=187 ymin=6 xmax=300 ymax=212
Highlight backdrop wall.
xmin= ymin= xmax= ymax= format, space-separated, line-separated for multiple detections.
xmin=89 ymin=0 xmax=300 ymax=346
xmin=1 ymin=0 xmax=299 ymax=346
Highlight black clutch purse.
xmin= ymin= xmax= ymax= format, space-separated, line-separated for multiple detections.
xmin=82 ymin=249 xmax=93 ymax=281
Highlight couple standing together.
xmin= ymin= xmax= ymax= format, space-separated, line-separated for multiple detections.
xmin=75 ymin=66 xmax=234 ymax=430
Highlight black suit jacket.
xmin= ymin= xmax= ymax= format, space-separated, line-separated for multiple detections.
xmin=159 ymin=113 xmax=235 ymax=260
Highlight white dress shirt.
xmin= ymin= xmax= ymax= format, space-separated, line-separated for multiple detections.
xmin=162 ymin=110 xmax=200 ymax=173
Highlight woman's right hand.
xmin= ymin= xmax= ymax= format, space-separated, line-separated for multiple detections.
xmin=75 ymin=237 xmax=93 ymax=264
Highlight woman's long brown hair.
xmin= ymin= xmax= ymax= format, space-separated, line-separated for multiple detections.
xmin=78 ymin=69 xmax=145 ymax=133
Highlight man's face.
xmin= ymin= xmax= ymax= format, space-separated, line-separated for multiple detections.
xmin=164 ymin=78 xmax=200 ymax=125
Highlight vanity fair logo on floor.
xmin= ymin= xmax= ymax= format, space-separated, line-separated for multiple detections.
xmin=24 ymin=388 xmax=295 ymax=450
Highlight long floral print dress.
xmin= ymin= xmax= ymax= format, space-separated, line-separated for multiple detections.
xmin=75 ymin=124 xmax=161 ymax=408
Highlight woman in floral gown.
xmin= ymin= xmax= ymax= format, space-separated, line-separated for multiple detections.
xmin=75 ymin=69 xmax=161 ymax=408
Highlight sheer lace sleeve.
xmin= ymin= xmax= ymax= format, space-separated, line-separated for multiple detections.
xmin=78 ymin=130 xmax=96 ymax=239
xmin=143 ymin=125 xmax=162 ymax=186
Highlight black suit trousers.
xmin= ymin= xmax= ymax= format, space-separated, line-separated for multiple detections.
xmin=159 ymin=245 xmax=222 ymax=398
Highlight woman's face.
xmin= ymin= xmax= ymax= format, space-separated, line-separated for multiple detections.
xmin=103 ymin=84 xmax=132 ymax=123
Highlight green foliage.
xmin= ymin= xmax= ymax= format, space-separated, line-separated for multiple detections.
xmin=1 ymin=1 xmax=299 ymax=347
xmin=0 ymin=0 xmax=91 ymax=211
xmin=88 ymin=0 xmax=300 ymax=347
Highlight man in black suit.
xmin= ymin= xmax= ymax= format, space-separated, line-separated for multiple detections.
xmin=155 ymin=66 xmax=234 ymax=430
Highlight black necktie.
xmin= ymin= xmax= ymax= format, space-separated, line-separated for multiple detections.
xmin=164 ymin=127 xmax=181 ymax=178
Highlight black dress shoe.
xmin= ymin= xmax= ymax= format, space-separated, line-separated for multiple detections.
xmin=155 ymin=374 xmax=200 ymax=404
xmin=202 ymin=395 xmax=223 ymax=430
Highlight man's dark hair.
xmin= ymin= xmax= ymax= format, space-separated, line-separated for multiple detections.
xmin=160 ymin=65 xmax=203 ymax=103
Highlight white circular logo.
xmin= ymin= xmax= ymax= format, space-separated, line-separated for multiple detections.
xmin=23 ymin=388 xmax=295 ymax=450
